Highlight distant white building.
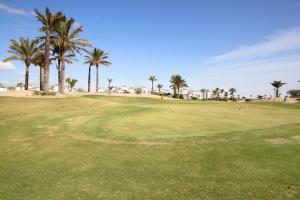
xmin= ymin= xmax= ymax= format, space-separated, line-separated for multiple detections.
xmin=0 ymin=87 xmax=7 ymax=92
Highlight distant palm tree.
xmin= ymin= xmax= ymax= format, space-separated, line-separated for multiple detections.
xmin=157 ymin=84 xmax=163 ymax=95
xmin=229 ymin=88 xmax=237 ymax=100
xmin=170 ymin=75 xmax=188 ymax=99
xmin=3 ymin=37 xmax=39 ymax=90
xmin=148 ymin=76 xmax=157 ymax=93
xmin=220 ymin=89 xmax=224 ymax=99
xmin=212 ymin=88 xmax=220 ymax=99
xmin=69 ymin=79 xmax=78 ymax=91
xmin=52 ymin=18 xmax=90 ymax=93
xmin=200 ymin=89 xmax=205 ymax=100
xmin=33 ymin=52 xmax=46 ymax=91
xmin=85 ymin=48 xmax=111 ymax=92
xmin=108 ymin=78 xmax=113 ymax=94
xmin=270 ymin=80 xmax=286 ymax=98
xmin=34 ymin=7 xmax=64 ymax=91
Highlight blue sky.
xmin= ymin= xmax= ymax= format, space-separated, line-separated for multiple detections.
xmin=0 ymin=0 xmax=300 ymax=96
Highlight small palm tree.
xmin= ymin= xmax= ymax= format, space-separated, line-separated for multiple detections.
xmin=34 ymin=7 xmax=64 ymax=91
xmin=148 ymin=76 xmax=157 ymax=93
xmin=170 ymin=75 xmax=188 ymax=99
xmin=157 ymin=84 xmax=163 ymax=95
xmin=108 ymin=78 xmax=113 ymax=94
xmin=229 ymin=88 xmax=237 ymax=100
xmin=69 ymin=79 xmax=78 ymax=91
xmin=85 ymin=48 xmax=111 ymax=92
xmin=200 ymin=89 xmax=205 ymax=100
xmin=3 ymin=37 xmax=39 ymax=90
xmin=270 ymin=80 xmax=286 ymax=98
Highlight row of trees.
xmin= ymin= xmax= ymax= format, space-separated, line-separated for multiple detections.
xmin=3 ymin=7 xmax=111 ymax=94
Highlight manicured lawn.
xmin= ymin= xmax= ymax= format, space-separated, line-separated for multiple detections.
xmin=0 ymin=95 xmax=299 ymax=199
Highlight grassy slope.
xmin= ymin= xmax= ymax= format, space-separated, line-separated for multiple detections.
xmin=0 ymin=96 xmax=299 ymax=199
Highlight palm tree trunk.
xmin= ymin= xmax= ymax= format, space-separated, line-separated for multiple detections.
xmin=24 ymin=63 xmax=30 ymax=90
xmin=60 ymin=58 xmax=65 ymax=94
xmin=177 ymin=87 xmax=180 ymax=99
xmin=57 ymin=60 xmax=61 ymax=92
xmin=43 ymin=29 xmax=50 ymax=91
xmin=276 ymin=89 xmax=279 ymax=98
xmin=96 ymin=65 xmax=99 ymax=93
xmin=88 ymin=64 xmax=91 ymax=92
xmin=151 ymin=81 xmax=153 ymax=93
xmin=40 ymin=66 xmax=43 ymax=91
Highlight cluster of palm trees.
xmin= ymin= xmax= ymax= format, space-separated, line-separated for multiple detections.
xmin=3 ymin=7 xmax=111 ymax=94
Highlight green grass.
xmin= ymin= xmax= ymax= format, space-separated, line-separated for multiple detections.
xmin=0 ymin=95 xmax=299 ymax=199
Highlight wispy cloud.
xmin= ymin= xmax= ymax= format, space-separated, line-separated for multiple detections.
xmin=209 ymin=27 xmax=300 ymax=63
xmin=0 ymin=61 xmax=16 ymax=70
xmin=0 ymin=2 xmax=32 ymax=16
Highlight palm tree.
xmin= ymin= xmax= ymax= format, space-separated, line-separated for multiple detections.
xmin=270 ymin=80 xmax=286 ymax=98
xmin=148 ymin=76 xmax=157 ymax=93
xmin=200 ymin=89 xmax=205 ymax=100
xmin=85 ymin=48 xmax=111 ymax=92
xmin=3 ymin=37 xmax=39 ymax=90
xmin=220 ymin=89 xmax=224 ymax=99
xmin=52 ymin=18 xmax=90 ymax=93
xmin=84 ymin=59 xmax=93 ymax=93
xmin=69 ymin=78 xmax=78 ymax=91
xmin=212 ymin=88 xmax=220 ymax=99
xmin=34 ymin=7 xmax=64 ymax=91
xmin=65 ymin=77 xmax=71 ymax=91
xmin=108 ymin=78 xmax=113 ymax=94
xmin=229 ymin=88 xmax=236 ymax=100
xmin=33 ymin=52 xmax=46 ymax=91
xmin=157 ymin=84 xmax=163 ymax=95
xmin=170 ymin=75 xmax=188 ymax=99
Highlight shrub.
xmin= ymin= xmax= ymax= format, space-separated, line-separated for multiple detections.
xmin=77 ymin=88 xmax=85 ymax=93
xmin=41 ymin=91 xmax=56 ymax=96
xmin=172 ymin=94 xmax=183 ymax=99
xmin=191 ymin=97 xmax=198 ymax=100
xmin=287 ymin=90 xmax=300 ymax=98
xmin=33 ymin=91 xmax=42 ymax=96
xmin=135 ymin=88 xmax=142 ymax=95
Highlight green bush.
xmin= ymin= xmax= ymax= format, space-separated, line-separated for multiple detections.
xmin=41 ymin=91 xmax=56 ymax=96
xmin=135 ymin=88 xmax=142 ymax=95
xmin=287 ymin=90 xmax=300 ymax=98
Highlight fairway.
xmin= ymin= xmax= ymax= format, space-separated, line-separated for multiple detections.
xmin=0 ymin=96 xmax=300 ymax=199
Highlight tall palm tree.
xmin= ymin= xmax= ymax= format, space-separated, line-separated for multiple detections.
xmin=157 ymin=84 xmax=163 ymax=95
xmin=270 ymin=80 xmax=286 ymax=98
xmin=229 ymin=88 xmax=236 ymax=100
xmin=33 ymin=52 xmax=46 ymax=91
xmin=148 ymin=76 xmax=157 ymax=93
xmin=169 ymin=75 xmax=188 ymax=99
xmin=85 ymin=48 xmax=111 ymax=92
xmin=3 ymin=37 xmax=39 ymax=90
xmin=52 ymin=18 xmax=90 ymax=93
xmin=34 ymin=7 xmax=64 ymax=91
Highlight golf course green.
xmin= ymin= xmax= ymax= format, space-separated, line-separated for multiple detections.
xmin=0 ymin=95 xmax=299 ymax=199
